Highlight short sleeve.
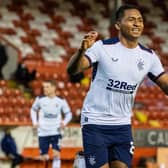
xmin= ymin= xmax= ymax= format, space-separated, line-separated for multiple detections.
xmin=148 ymin=52 xmax=165 ymax=81
xmin=84 ymin=40 xmax=101 ymax=64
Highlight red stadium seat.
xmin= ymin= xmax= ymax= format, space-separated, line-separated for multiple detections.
xmin=0 ymin=0 xmax=168 ymax=128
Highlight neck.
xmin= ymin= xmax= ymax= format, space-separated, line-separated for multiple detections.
xmin=119 ymin=34 xmax=138 ymax=48
xmin=48 ymin=93 xmax=56 ymax=98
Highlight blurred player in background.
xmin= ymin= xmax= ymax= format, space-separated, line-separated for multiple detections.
xmin=30 ymin=80 xmax=72 ymax=168
xmin=67 ymin=4 xmax=168 ymax=168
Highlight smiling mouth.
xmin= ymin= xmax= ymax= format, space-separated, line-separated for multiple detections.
xmin=132 ymin=28 xmax=141 ymax=33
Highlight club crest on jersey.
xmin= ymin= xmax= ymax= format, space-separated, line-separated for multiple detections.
xmin=111 ymin=57 xmax=118 ymax=62
xmin=88 ymin=155 xmax=96 ymax=166
xmin=137 ymin=58 xmax=144 ymax=71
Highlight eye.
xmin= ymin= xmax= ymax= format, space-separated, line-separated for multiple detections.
xmin=138 ymin=18 xmax=143 ymax=23
xmin=128 ymin=17 xmax=134 ymax=21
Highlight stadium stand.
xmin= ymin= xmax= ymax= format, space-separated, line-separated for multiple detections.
xmin=0 ymin=0 xmax=167 ymax=126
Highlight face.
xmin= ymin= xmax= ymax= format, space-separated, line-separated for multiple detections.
xmin=117 ymin=9 xmax=144 ymax=41
xmin=42 ymin=82 xmax=56 ymax=96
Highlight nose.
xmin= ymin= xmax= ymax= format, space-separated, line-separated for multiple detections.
xmin=133 ymin=20 xmax=139 ymax=26
xmin=133 ymin=19 xmax=143 ymax=27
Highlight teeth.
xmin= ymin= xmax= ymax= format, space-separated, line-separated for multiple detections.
xmin=132 ymin=29 xmax=140 ymax=32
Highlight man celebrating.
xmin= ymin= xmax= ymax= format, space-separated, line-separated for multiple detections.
xmin=67 ymin=4 xmax=168 ymax=168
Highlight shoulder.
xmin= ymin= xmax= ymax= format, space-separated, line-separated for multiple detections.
xmin=37 ymin=95 xmax=45 ymax=99
xmin=34 ymin=95 xmax=45 ymax=102
xmin=55 ymin=96 xmax=66 ymax=103
xmin=56 ymin=95 xmax=64 ymax=100
xmin=138 ymin=43 xmax=153 ymax=54
xmin=101 ymin=37 xmax=119 ymax=45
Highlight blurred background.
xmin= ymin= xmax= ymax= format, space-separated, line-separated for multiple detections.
xmin=0 ymin=0 xmax=168 ymax=167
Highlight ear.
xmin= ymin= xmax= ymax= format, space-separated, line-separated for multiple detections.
xmin=115 ymin=22 xmax=120 ymax=30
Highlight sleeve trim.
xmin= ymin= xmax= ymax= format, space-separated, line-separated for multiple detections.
xmin=84 ymin=54 xmax=92 ymax=67
xmin=155 ymin=71 xmax=166 ymax=81
xmin=149 ymin=71 xmax=165 ymax=82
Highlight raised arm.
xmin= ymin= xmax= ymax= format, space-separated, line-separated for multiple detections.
xmin=67 ymin=31 xmax=98 ymax=75
xmin=155 ymin=73 xmax=168 ymax=95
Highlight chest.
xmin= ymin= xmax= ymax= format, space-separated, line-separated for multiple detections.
xmin=39 ymin=99 xmax=62 ymax=112
xmin=98 ymin=46 xmax=151 ymax=83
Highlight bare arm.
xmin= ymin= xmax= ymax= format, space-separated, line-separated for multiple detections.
xmin=155 ymin=73 xmax=168 ymax=95
xmin=67 ymin=31 xmax=98 ymax=75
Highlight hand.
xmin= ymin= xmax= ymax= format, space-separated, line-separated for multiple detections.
xmin=80 ymin=31 xmax=98 ymax=50
xmin=32 ymin=124 xmax=39 ymax=135
xmin=33 ymin=124 xmax=39 ymax=129
xmin=60 ymin=121 xmax=65 ymax=128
